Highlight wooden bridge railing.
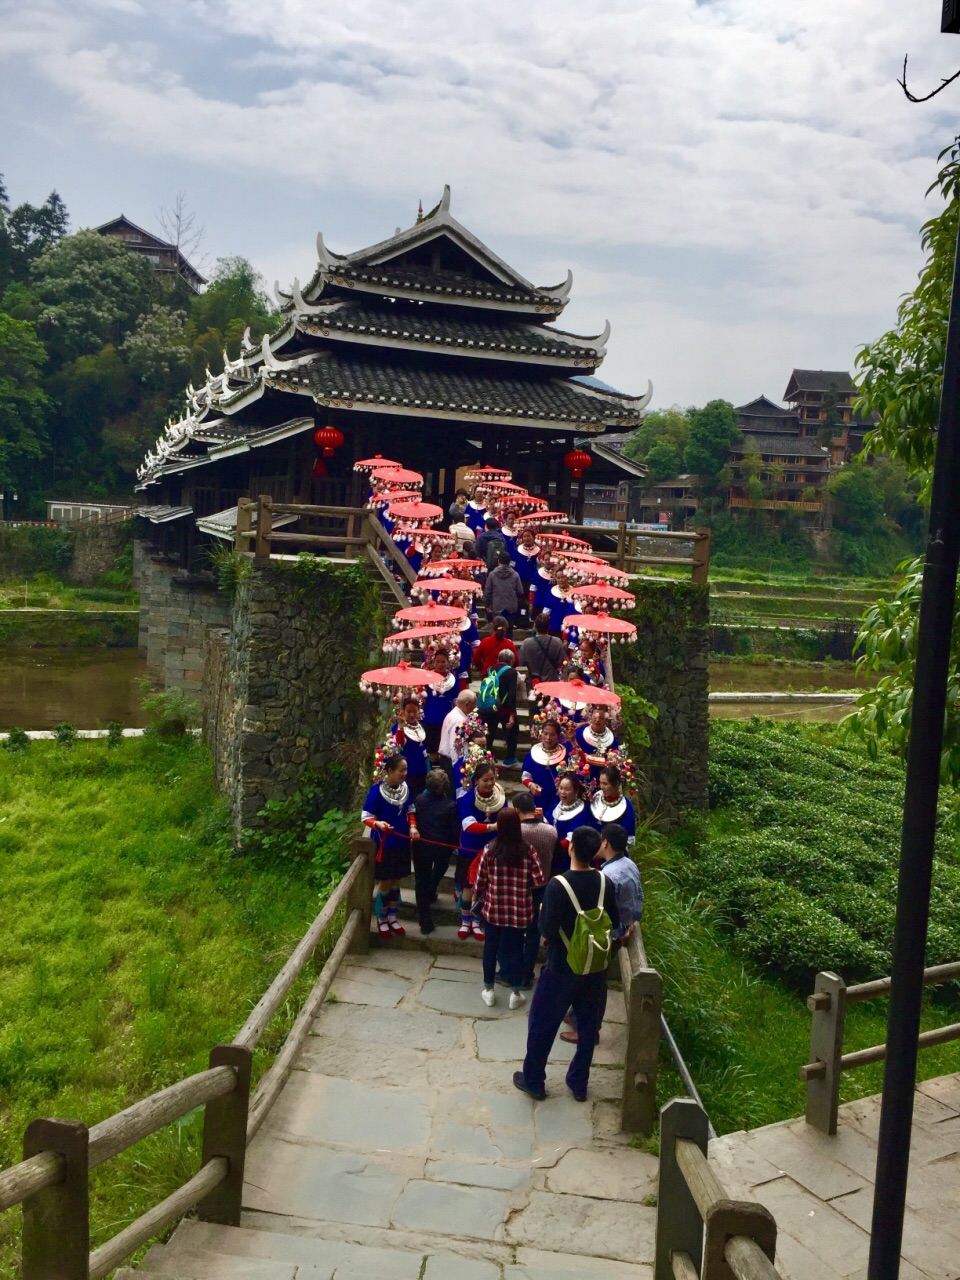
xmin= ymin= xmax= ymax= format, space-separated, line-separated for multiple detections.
xmin=559 ymin=521 xmax=711 ymax=583
xmin=0 ymin=838 xmax=376 ymax=1279
xmin=234 ymin=496 xmax=415 ymax=607
xmin=656 ymin=1097 xmax=782 ymax=1280
xmin=799 ymin=961 xmax=960 ymax=1134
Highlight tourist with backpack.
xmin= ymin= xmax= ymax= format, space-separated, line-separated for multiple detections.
xmin=475 ymin=518 xmax=507 ymax=570
xmin=518 ymin=613 xmax=566 ymax=686
xmin=513 ymin=825 xmax=617 ymax=1102
xmin=472 ymin=807 xmax=546 ymax=1010
xmin=477 ymin=649 xmax=520 ymax=767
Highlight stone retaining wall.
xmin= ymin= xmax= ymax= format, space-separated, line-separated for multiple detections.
xmin=136 ymin=547 xmax=232 ymax=690
xmin=203 ymin=556 xmax=383 ymax=845
xmin=616 ymin=579 xmax=710 ymax=823
xmin=68 ymin=519 xmax=133 ymax=585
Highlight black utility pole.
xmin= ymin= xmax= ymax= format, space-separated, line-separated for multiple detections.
xmin=866 ymin=43 xmax=960 ymax=1276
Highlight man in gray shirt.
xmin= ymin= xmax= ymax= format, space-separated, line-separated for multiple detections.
xmin=483 ymin=552 xmax=525 ymax=630
xmin=518 ymin=612 xmax=567 ymax=685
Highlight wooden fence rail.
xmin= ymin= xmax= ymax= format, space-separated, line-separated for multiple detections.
xmin=556 ymin=521 xmax=712 ymax=582
xmin=800 ymin=961 xmax=960 ymax=1134
xmin=0 ymin=838 xmax=376 ymax=1278
xmin=656 ymin=1097 xmax=782 ymax=1280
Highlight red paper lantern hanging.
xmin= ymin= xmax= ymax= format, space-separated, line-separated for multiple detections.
xmin=314 ymin=425 xmax=345 ymax=457
xmin=563 ymin=449 xmax=593 ymax=480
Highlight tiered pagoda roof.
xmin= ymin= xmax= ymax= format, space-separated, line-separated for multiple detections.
xmin=137 ymin=187 xmax=651 ymax=488
xmin=735 ymin=395 xmax=801 ymax=437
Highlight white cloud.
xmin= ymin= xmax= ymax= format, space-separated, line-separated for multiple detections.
xmin=1 ymin=0 xmax=956 ymax=404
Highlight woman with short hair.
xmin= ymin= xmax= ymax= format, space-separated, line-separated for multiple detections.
xmin=473 ymin=807 xmax=546 ymax=1009
xmin=412 ymin=768 xmax=461 ymax=934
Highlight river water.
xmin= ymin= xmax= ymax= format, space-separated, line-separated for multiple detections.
xmin=0 ymin=650 xmax=872 ymax=732
xmin=0 ymin=650 xmax=148 ymax=731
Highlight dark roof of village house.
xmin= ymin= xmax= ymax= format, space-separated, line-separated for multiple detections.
xmin=784 ymin=369 xmax=856 ymax=396
xmin=731 ymin=434 xmax=829 ymax=459
xmin=95 ymin=215 xmax=207 ymax=288
xmin=136 ymin=187 xmax=650 ymax=487
xmin=735 ymin=395 xmax=794 ymax=417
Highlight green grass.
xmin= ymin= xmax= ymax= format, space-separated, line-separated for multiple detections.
xmin=636 ymin=722 xmax=960 ymax=1135
xmin=0 ymin=737 xmax=322 ymax=1277
xmin=0 ymin=574 xmax=138 ymax=611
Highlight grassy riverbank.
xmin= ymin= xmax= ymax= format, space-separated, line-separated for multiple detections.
xmin=639 ymin=721 xmax=960 ymax=1135
xmin=0 ymin=737 xmax=320 ymax=1276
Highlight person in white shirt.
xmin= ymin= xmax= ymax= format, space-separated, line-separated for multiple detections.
xmin=438 ymin=690 xmax=478 ymax=770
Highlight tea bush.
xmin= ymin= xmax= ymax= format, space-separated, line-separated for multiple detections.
xmin=686 ymin=720 xmax=960 ymax=985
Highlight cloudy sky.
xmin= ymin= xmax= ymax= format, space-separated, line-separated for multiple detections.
xmin=1 ymin=0 xmax=957 ymax=408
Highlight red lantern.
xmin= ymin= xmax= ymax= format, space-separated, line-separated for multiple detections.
xmin=563 ymin=449 xmax=593 ymax=480
xmin=314 ymin=425 xmax=345 ymax=457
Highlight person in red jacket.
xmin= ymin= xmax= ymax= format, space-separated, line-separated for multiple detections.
xmin=473 ymin=615 xmax=519 ymax=677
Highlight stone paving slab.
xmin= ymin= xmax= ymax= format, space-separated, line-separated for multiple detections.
xmin=390 ymin=1178 xmax=510 ymax=1240
xmin=473 ymin=1008 xmax=627 ymax=1066
xmin=511 ymin=1248 xmax=653 ymax=1278
xmin=329 ymin=965 xmax=412 ymax=1007
xmin=262 ymin=1071 xmax=432 ymax=1151
xmin=296 ymin=1036 xmax=428 ymax=1087
xmin=426 ymin=1156 xmax=531 ymax=1192
xmin=243 ymin=1138 xmax=411 ymax=1226
xmin=345 ymin=950 xmax=436 ymax=979
xmin=140 ymin=1247 xmax=299 ymax=1279
xmin=505 ymin=1189 xmax=656 ymax=1264
xmin=309 ymin=1002 xmax=460 ymax=1051
xmin=543 ymin=1147 xmax=659 ymax=1202
xmin=418 ymin=975 xmax=526 ymax=1018
xmin=167 ymin=1222 xmax=424 ymax=1278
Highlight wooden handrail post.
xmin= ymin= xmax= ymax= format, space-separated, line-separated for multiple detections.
xmin=197 ymin=1044 xmax=252 ymax=1226
xmin=656 ymin=1098 xmax=708 ymax=1280
xmin=616 ymin=519 xmax=627 ymax=571
xmin=347 ymin=837 xmax=375 ymax=954
xmin=22 ymin=1118 xmax=89 ymax=1280
xmin=804 ymin=971 xmax=846 ymax=1134
xmin=234 ymin=496 xmax=251 ymax=552
xmin=620 ymin=961 xmax=662 ymax=1135
xmin=253 ymin=495 xmax=273 ymax=560
xmin=692 ymin=528 xmax=712 ymax=583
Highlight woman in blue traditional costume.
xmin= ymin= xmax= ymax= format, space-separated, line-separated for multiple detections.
xmin=550 ymin=771 xmax=591 ymax=874
xmin=575 ymin=706 xmax=620 ymax=782
xmin=362 ymin=752 xmax=417 ymax=937
xmin=521 ymin=716 xmax=572 ymax=816
xmin=456 ymin=760 xmax=507 ymax=940
xmin=392 ymin=696 xmax=428 ymax=799
xmin=421 ymin=649 xmax=459 ymax=754
xmin=588 ymin=763 xmax=637 ymax=846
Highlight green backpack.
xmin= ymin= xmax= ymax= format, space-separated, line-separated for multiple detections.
xmin=477 ymin=664 xmax=508 ymax=712
xmin=556 ymin=872 xmax=613 ymax=975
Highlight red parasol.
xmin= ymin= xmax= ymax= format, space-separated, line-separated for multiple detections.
xmin=393 ymin=601 xmax=468 ymax=626
xmin=516 ymin=510 xmax=569 ymax=526
xmin=553 ymin=550 xmax=607 ymax=566
xmin=387 ymin=501 xmax=444 ymax=522
xmin=354 ymin=455 xmax=401 ymax=472
xmin=532 ymin=678 xmax=621 ymax=708
xmin=418 ymin=558 xmax=485 ymax=577
xmin=537 ymin=531 xmax=591 ymax=549
xmin=568 ymin=583 xmax=636 ymax=610
xmin=562 ymin=611 xmax=637 ymax=643
xmin=371 ymin=467 xmax=424 ymax=485
xmin=383 ymin=626 xmax=461 ymax=650
xmin=359 ymin=661 xmax=444 ymax=694
xmin=464 ymin=465 xmax=512 ymax=481
xmin=414 ymin=576 xmax=482 ymax=596
xmin=369 ymin=488 xmax=421 ymax=507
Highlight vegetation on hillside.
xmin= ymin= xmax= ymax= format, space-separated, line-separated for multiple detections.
xmin=0 ymin=736 xmax=324 ymax=1275
xmin=0 ymin=179 xmax=276 ymax=513
xmin=638 ymin=721 xmax=960 ymax=1134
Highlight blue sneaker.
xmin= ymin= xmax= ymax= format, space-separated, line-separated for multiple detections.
xmin=502 ymin=757 xmax=520 ymax=767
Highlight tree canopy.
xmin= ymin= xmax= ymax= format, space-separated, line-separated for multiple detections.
xmin=683 ymin=399 xmax=741 ymax=483
xmin=0 ymin=180 xmax=277 ymax=510
xmin=846 ymin=138 xmax=960 ymax=799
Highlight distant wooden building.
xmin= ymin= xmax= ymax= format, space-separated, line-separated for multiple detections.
xmin=95 ymin=216 xmax=206 ymax=294
xmin=135 ymin=187 xmax=651 ymax=565
xmin=783 ymin=368 xmax=868 ymax=464
xmin=728 ymin=393 xmax=831 ymax=526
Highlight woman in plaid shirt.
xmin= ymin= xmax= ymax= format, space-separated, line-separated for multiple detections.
xmin=472 ymin=808 xmax=546 ymax=1010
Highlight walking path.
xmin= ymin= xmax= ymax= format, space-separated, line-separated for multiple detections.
xmin=135 ymin=948 xmax=657 ymax=1279
xmin=711 ymin=1076 xmax=960 ymax=1280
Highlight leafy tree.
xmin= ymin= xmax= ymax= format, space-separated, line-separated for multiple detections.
xmin=624 ymin=406 xmax=691 ymax=462
xmin=644 ymin=440 xmax=682 ymax=482
xmin=0 ymin=181 xmax=68 ymax=290
xmin=846 ymin=138 xmax=960 ymax=788
xmin=827 ymin=461 xmax=883 ymax=535
xmin=684 ymin=399 xmax=741 ymax=485
xmin=0 ymin=312 xmax=49 ymax=508
xmin=816 ymin=382 xmax=844 ymax=446
xmin=122 ymin=304 xmax=190 ymax=394
xmin=31 ymin=229 xmax=158 ymax=364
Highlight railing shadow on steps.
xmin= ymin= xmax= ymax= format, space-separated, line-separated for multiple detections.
xmin=0 ymin=838 xmax=377 ymax=1280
